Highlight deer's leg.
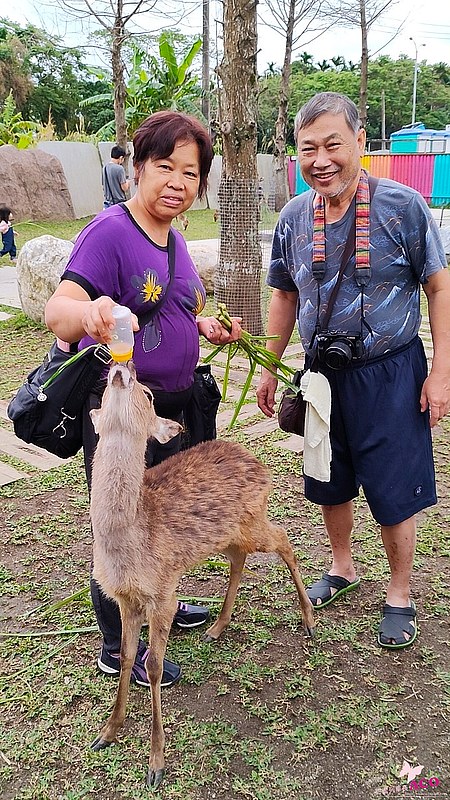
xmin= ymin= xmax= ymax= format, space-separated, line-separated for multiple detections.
xmin=146 ymin=593 xmax=177 ymax=790
xmin=91 ymin=600 xmax=143 ymax=751
xmin=270 ymin=523 xmax=315 ymax=637
xmin=204 ymin=544 xmax=246 ymax=642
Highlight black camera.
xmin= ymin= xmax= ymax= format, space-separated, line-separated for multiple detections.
xmin=316 ymin=331 xmax=364 ymax=370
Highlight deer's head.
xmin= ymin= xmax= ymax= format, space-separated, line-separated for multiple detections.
xmin=90 ymin=361 xmax=182 ymax=445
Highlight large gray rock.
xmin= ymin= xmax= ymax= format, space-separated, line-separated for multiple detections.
xmin=187 ymin=239 xmax=218 ymax=294
xmin=0 ymin=144 xmax=74 ymax=221
xmin=17 ymin=235 xmax=73 ymax=324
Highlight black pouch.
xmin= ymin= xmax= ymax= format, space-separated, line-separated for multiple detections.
xmin=181 ymin=364 xmax=222 ymax=449
xmin=277 ymin=369 xmax=307 ymax=437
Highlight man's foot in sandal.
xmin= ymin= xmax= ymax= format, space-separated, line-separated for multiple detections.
xmin=306 ymin=573 xmax=361 ymax=608
xmin=377 ymin=601 xmax=418 ymax=649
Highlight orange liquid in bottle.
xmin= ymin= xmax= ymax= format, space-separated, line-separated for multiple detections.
xmin=109 ymin=342 xmax=133 ymax=362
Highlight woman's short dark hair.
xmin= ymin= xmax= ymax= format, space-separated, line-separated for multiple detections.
xmin=0 ymin=206 xmax=11 ymax=223
xmin=132 ymin=111 xmax=213 ymax=199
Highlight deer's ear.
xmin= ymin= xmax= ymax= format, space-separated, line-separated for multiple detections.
xmin=90 ymin=408 xmax=102 ymax=435
xmin=151 ymin=415 xmax=183 ymax=444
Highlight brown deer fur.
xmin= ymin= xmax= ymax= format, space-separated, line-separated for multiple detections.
xmin=89 ymin=361 xmax=315 ymax=789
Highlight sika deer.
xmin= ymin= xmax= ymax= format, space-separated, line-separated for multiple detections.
xmin=89 ymin=361 xmax=314 ymax=789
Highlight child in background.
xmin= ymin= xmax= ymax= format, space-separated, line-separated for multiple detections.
xmin=0 ymin=206 xmax=18 ymax=262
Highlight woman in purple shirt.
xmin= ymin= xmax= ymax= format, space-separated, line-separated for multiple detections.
xmin=45 ymin=111 xmax=241 ymax=690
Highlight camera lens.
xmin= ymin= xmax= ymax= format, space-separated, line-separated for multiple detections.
xmin=324 ymin=340 xmax=353 ymax=369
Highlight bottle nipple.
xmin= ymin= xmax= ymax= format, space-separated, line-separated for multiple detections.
xmin=109 ymin=305 xmax=134 ymax=362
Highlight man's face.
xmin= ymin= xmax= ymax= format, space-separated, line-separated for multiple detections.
xmin=297 ymin=112 xmax=366 ymax=199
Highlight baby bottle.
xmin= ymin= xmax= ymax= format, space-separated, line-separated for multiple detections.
xmin=109 ymin=305 xmax=134 ymax=362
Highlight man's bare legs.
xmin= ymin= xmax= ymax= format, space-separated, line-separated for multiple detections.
xmin=381 ymin=516 xmax=416 ymax=608
xmin=320 ymin=503 xmax=416 ymax=643
xmin=322 ymin=501 xmax=357 ymax=583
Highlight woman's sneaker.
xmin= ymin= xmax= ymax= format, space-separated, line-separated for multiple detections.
xmin=97 ymin=642 xmax=181 ymax=688
xmin=173 ymin=601 xmax=209 ymax=628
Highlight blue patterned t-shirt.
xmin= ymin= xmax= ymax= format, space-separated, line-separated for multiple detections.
xmin=267 ymin=178 xmax=446 ymax=360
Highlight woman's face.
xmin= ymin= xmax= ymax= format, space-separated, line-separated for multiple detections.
xmin=134 ymin=139 xmax=201 ymax=222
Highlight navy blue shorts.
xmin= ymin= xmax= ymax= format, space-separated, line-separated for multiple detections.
xmin=304 ymin=337 xmax=437 ymax=526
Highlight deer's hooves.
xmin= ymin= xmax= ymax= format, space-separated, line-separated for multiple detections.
xmin=203 ymin=632 xmax=218 ymax=643
xmin=305 ymin=624 xmax=316 ymax=638
xmin=91 ymin=734 xmax=114 ymax=751
xmin=147 ymin=767 xmax=165 ymax=790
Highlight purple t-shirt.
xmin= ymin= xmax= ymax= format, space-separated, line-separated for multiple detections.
xmin=63 ymin=204 xmax=206 ymax=392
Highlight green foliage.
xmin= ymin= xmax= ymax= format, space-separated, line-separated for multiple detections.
xmin=81 ymin=32 xmax=203 ymax=140
xmin=0 ymin=18 xmax=111 ymax=138
xmin=0 ymin=89 xmax=37 ymax=147
xmin=257 ymin=53 xmax=450 ymax=151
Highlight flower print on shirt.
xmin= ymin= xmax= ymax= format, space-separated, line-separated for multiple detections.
xmin=191 ymin=284 xmax=206 ymax=316
xmin=130 ymin=270 xmax=166 ymax=353
xmin=179 ymin=280 xmax=206 ymax=316
xmin=131 ymin=270 xmax=163 ymax=305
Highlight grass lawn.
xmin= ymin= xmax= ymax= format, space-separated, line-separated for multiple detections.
xmin=1 ymin=305 xmax=449 ymax=800
xmin=0 ymin=206 xmax=280 ymax=265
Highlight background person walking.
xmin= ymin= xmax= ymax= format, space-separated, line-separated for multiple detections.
xmin=102 ymin=145 xmax=130 ymax=208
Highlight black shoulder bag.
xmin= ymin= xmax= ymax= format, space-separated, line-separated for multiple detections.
xmin=6 ymin=232 xmax=177 ymax=459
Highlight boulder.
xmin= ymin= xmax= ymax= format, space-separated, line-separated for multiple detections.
xmin=17 ymin=235 xmax=73 ymax=324
xmin=187 ymin=239 xmax=218 ymax=294
xmin=0 ymin=144 xmax=74 ymax=222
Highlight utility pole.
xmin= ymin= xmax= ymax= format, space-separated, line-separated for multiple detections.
xmin=202 ymin=0 xmax=210 ymax=126
xmin=409 ymin=37 xmax=426 ymax=125
xmin=381 ymin=89 xmax=386 ymax=149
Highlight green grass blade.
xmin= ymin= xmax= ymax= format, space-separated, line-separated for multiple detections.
xmin=228 ymin=358 xmax=257 ymax=429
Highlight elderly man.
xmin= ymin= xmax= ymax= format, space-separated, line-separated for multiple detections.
xmin=257 ymin=91 xmax=450 ymax=649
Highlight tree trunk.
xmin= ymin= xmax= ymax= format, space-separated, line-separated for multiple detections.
xmin=216 ymin=0 xmax=262 ymax=335
xmin=111 ymin=1 xmax=128 ymax=152
xmin=359 ymin=0 xmax=368 ymax=129
xmin=272 ymin=0 xmax=295 ymax=212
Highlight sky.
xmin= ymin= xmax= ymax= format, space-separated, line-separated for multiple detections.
xmin=4 ymin=0 xmax=450 ymax=72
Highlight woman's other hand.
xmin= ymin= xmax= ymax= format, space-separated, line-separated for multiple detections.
xmin=198 ymin=315 xmax=242 ymax=345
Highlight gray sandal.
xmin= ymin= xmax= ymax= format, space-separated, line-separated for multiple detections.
xmin=377 ymin=601 xmax=418 ymax=649
xmin=306 ymin=573 xmax=361 ymax=608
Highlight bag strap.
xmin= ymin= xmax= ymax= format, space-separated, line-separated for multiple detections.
xmin=46 ymin=344 xmax=112 ymax=420
xmin=319 ymin=175 xmax=378 ymax=333
xmin=103 ymin=164 xmax=114 ymax=202
xmin=136 ymin=229 xmax=176 ymax=327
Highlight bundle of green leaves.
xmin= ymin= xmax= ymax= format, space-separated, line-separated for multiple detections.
xmin=203 ymin=303 xmax=300 ymax=428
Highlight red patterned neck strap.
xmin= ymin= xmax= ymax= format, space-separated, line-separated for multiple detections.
xmin=312 ymin=169 xmax=370 ymax=285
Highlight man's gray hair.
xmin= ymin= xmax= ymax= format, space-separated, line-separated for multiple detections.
xmin=294 ymin=92 xmax=362 ymax=139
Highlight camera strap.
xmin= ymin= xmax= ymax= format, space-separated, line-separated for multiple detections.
xmin=310 ymin=172 xmax=379 ymax=350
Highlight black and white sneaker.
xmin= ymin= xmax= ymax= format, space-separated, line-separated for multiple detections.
xmin=97 ymin=642 xmax=181 ymax=689
xmin=173 ymin=601 xmax=210 ymax=629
